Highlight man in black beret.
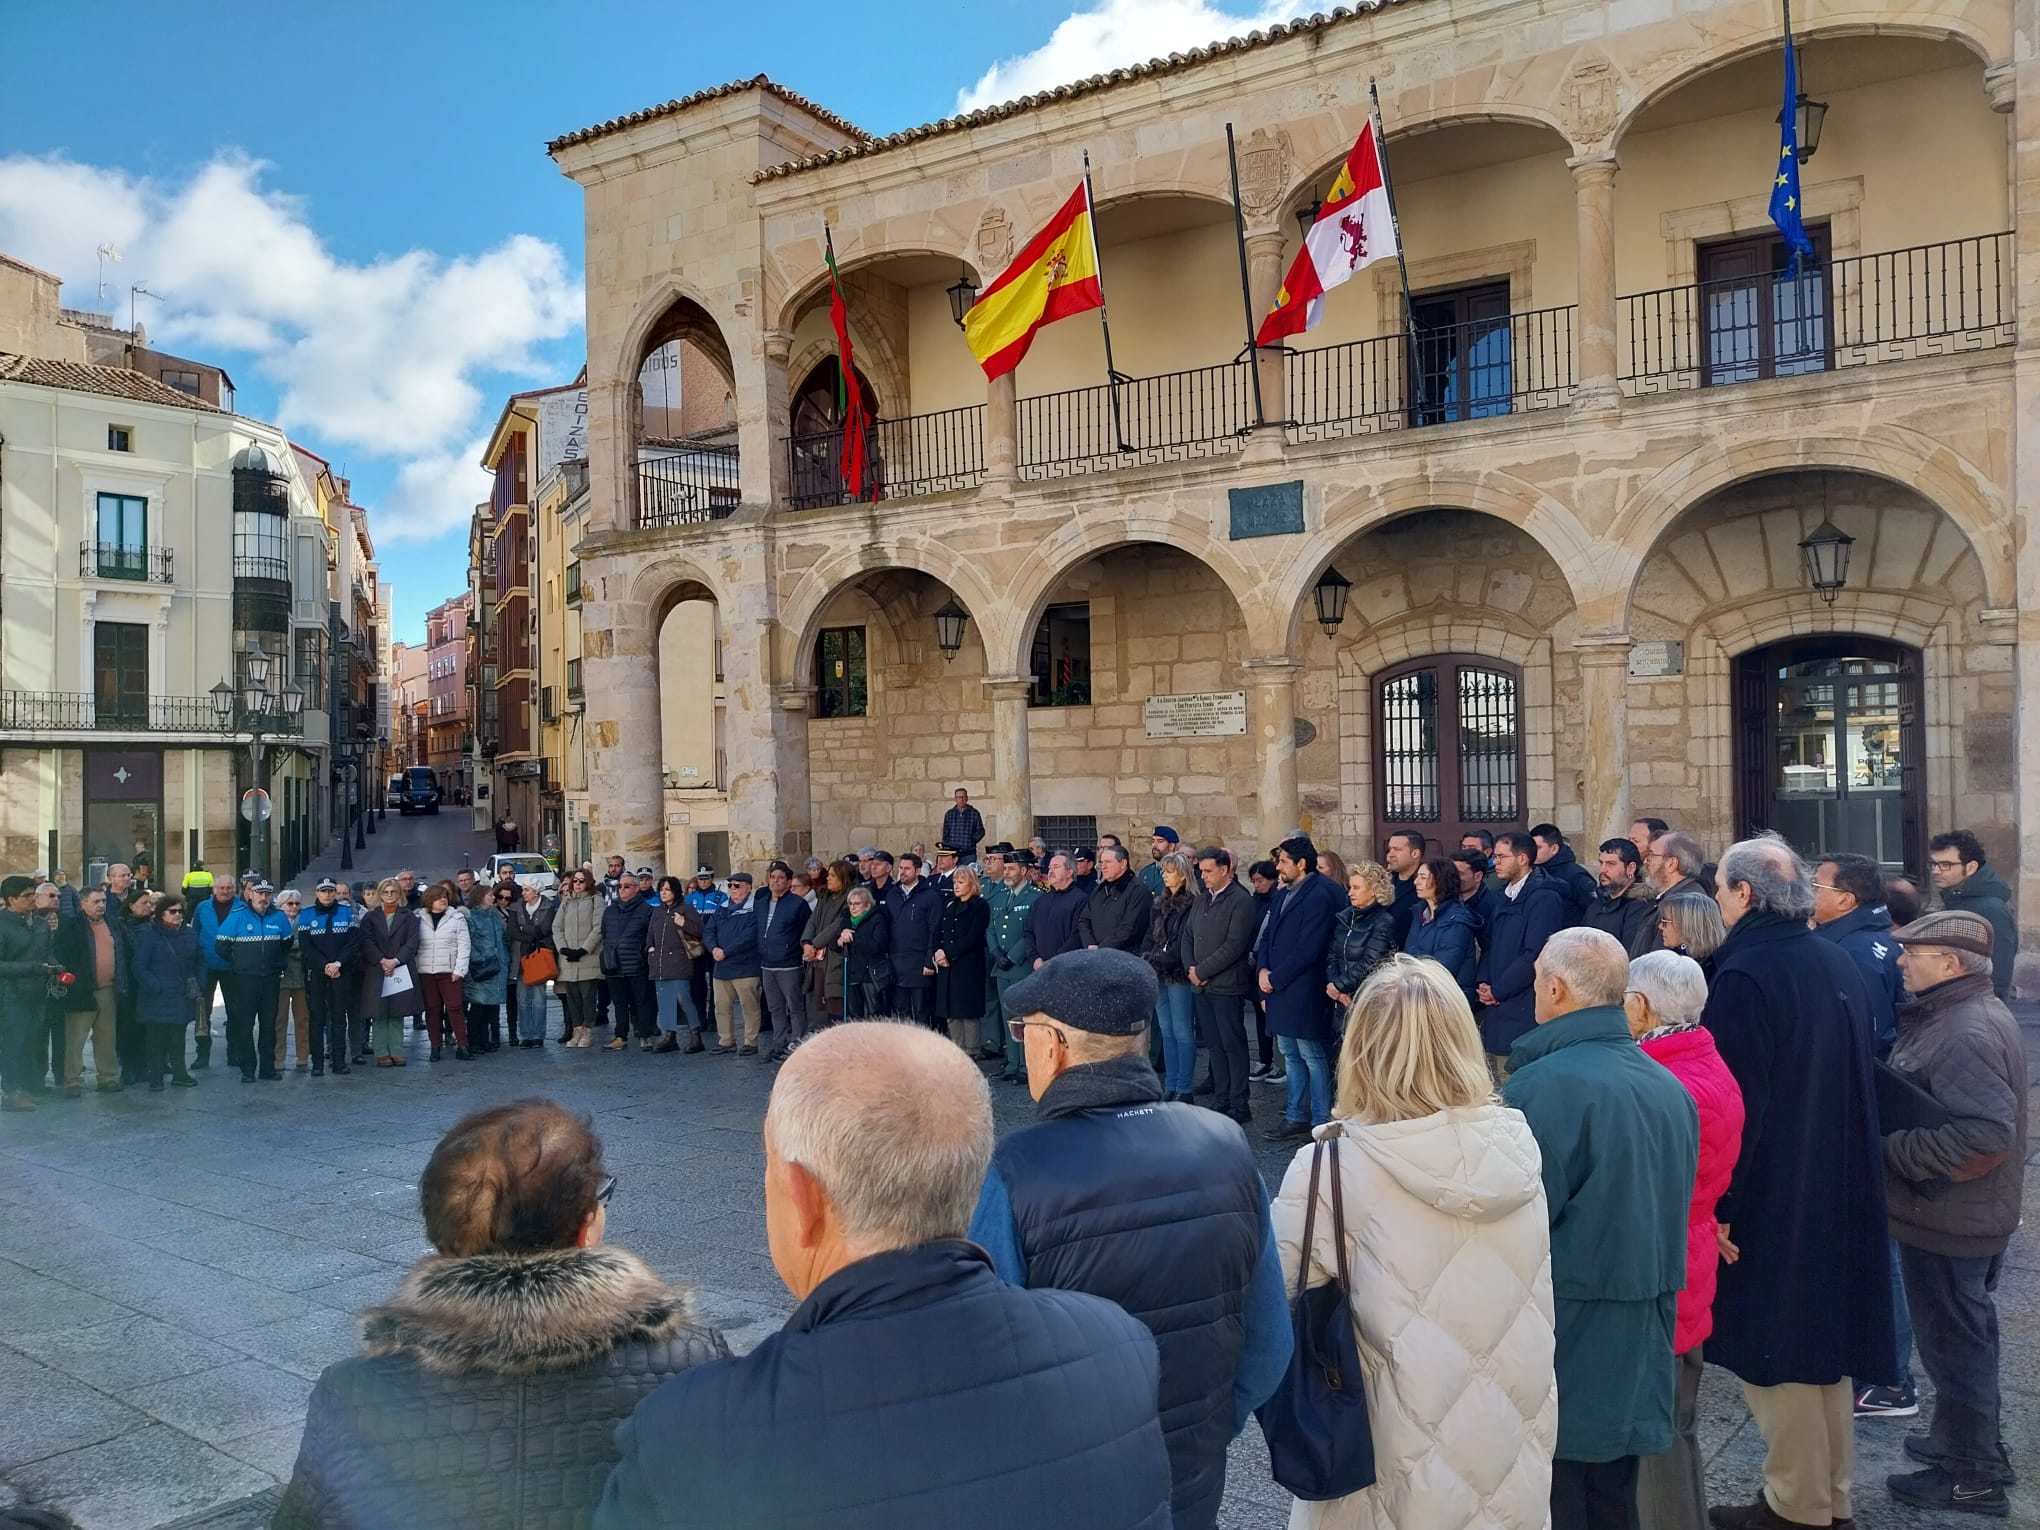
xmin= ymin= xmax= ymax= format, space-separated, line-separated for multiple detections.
xmin=968 ymin=947 xmax=1292 ymax=1530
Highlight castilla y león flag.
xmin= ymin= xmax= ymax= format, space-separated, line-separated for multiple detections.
xmin=1257 ymin=119 xmax=1398 ymax=344
xmin=963 ymin=181 xmax=1104 ymax=379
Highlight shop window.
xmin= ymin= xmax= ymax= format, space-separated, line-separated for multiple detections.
xmin=1029 ymin=603 xmax=1091 ymax=707
xmin=815 ymin=625 xmax=868 ymax=718
xmin=93 ymin=621 xmax=149 ymax=726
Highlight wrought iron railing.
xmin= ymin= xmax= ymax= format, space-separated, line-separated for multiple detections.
xmin=80 ymin=541 xmax=174 ymax=582
xmin=1619 ymin=232 xmax=2013 ymax=392
xmin=1285 ymin=304 xmax=1577 ymax=443
xmin=787 ymin=405 xmax=988 ymax=509
xmin=1019 ymin=360 xmax=1253 ymax=478
xmin=0 ymin=691 xmax=304 ymax=734
xmin=636 ymin=442 xmax=741 ymax=528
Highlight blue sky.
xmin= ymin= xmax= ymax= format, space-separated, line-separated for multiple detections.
xmin=1 ymin=0 xmax=1300 ymax=641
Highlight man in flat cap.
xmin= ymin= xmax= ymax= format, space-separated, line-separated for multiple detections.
xmin=1881 ymin=910 xmax=2026 ymax=1515
xmin=968 ymin=947 xmax=1291 ymax=1530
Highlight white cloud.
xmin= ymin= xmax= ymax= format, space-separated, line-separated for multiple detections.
xmin=956 ymin=0 xmax=1308 ymax=113
xmin=0 ymin=152 xmax=579 ymax=541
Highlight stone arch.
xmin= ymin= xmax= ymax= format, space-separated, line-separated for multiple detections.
xmin=1604 ymin=433 xmax=2013 ymax=624
xmin=1003 ymin=515 xmax=1272 ymax=672
xmin=1276 ymin=469 xmax=1603 ymax=655
xmin=774 ymin=247 xmax=981 ymax=339
xmin=778 ymin=538 xmax=1007 ymax=688
xmin=625 ymin=555 xmax=737 ymax=621
xmin=1276 ymin=108 xmax=1577 ymax=235
xmin=611 ymin=278 xmax=739 ymax=394
xmin=1610 ymin=4 xmax=2006 ymax=150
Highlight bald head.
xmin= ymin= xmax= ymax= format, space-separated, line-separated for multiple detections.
xmin=767 ymin=1022 xmax=993 ymax=1256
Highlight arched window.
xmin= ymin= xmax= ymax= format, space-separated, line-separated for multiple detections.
xmin=1375 ymin=654 xmax=1524 ymax=851
xmin=789 ymin=358 xmax=880 ymax=509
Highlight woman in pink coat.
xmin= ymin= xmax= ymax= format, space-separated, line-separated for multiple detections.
xmin=1626 ymin=950 xmax=1744 ymax=1530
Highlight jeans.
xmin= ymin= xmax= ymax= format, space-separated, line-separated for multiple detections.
xmin=142 ymin=1025 xmax=190 ymax=1084
xmin=1155 ymin=982 xmax=1196 ymax=1093
xmin=516 ymin=983 xmax=549 ymax=1041
xmin=655 ymin=977 xmax=702 ymax=1034
xmin=1899 ymin=1243 xmax=2006 ymax=1480
xmin=1277 ymin=1034 xmax=1332 ymax=1125
xmin=1193 ymin=988 xmax=1250 ymax=1115
xmin=1886 ymin=1234 xmax=1915 ymax=1388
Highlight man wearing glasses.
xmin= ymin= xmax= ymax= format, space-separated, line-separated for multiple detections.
xmin=1633 ymin=830 xmax=1709 ymax=956
xmin=1926 ymin=831 xmax=2017 ymax=1004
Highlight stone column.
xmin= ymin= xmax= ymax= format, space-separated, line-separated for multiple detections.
xmin=1245 ymin=658 xmax=1301 ymax=844
xmin=1574 ymin=633 xmax=1633 ymax=846
xmin=985 ymin=676 xmax=1033 ymax=846
xmin=578 ymin=584 xmax=665 ymax=866
xmin=770 ymin=683 xmax=814 ymax=861
xmin=586 ymin=377 xmax=633 ymax=534
xmin=1245 ymin=231 xmax=1289 ymax=428
xmin=737 ymin=329 xmax=794 ymax=510
xmin=1568 ymin=152 xmax=1622 ymax=417
xmin=984 ymin=373 xmax=1018 ymax=491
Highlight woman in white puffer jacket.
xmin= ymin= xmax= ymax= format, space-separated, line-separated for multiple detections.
xmin=412 ymin=882 xmax=472 ymax=1062
xmin=1270 ymin=955 xmax=1557 ymax=1530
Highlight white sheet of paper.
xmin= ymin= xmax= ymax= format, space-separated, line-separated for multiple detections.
xmin=381 ymin=963 xmax=415 ymax=998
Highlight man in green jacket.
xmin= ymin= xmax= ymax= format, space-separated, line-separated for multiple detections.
xmin=988 ymin=853 xmax=1040 ymax=1086
xmin=1926 ymin=831 xmax=2018 ymax=1003
xmin=1503 ymin=927 xmax=1699 ymax=1530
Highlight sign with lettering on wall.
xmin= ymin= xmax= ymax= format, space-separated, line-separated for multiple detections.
xmin=1144 ymin=691 xmax=1248 ymax=738
xmin=1228 ymin=480 xmax=1304 ymax=540
xmin=1628 ymin=641 xmax=1686 ymax=677
xmin=537 ymin=387 xmax=590 ymax=473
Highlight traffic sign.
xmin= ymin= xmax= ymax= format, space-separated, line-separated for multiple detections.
xmin=240 ymin=788 xmax=272 ymax=823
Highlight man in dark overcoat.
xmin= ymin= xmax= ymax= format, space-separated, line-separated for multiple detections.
xmin=1701 ymin=835 xmax=1895 ymax=1530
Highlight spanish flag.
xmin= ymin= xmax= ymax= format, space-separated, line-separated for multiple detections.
xmin=964 ymin=181 xmax=1104 ymax=380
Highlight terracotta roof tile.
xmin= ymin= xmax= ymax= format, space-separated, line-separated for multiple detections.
xmin=548 ymin=74 xmax=871 ymax=155
xmin=752 ymin=5 xmax=1401 ymax=182
xmin=0 ymin=351 xmax=225 ymax=411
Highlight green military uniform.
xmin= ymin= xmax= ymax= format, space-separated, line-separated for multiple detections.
xmin=987 ymin=879 xmax=1040 ymax=1082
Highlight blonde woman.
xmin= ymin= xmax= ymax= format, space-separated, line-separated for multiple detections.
xmin=1139 ymin=850 xmax=1198 ymax=1099
xmin=1269 ymin=955 xmax=1556 ymax=1530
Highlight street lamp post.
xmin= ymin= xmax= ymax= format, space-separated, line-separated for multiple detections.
xmin=376 ymin=734 xmax=390 ymax=826
xmin=211 ymin=652 xmax=305 ymax=885
xmin=336 ymin=741 xmax=356 ymax=873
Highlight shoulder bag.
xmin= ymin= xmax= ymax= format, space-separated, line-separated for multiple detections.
xmin=1255 ymin=1133 xmax=1377 ymax=1501
xmin=520 ymin=945 xmax=559 ymax=986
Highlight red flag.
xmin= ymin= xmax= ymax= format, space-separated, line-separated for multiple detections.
xmin=824 ymin=227 xmax=871 ymax=500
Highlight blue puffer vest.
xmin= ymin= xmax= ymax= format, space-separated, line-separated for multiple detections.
xmin=992 ymin=1059 xmax=1266 ymax=1530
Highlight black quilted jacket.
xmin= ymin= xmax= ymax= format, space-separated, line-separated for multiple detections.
xmin=273 ymin=1245 xmax=728 ymax=1530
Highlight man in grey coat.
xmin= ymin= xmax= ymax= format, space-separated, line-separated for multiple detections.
xmin=1182 ymin=848 xmax=1258 ymax=1126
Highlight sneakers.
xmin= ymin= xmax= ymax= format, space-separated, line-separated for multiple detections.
xmin=1257 ymin=1066 xmax=1287 ymax=1086
xmin=1887 ymin=1467 xmax=2010 ymax=1517
xmin=1854 ymin=1383 xmax=1918 ymax=1418
xmin=1905 ymin=1432 xmax=2017 ymax=1486
xmin=1247 ymin=1062 xmax=1270 ymax=1080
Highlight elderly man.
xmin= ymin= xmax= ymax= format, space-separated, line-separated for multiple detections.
xmin=970 ymin=949 xmax=1289 ymax=1528
xmin=1881 ymin=911 xmax=2026 ymax=1515
xmin=1702 ymin=835 xmax=1894 ymax=1530
xmin=597 ymin=1023 xmax=1172 ymax=1529
xmin=1634 ymin=831 xmax=1709 ymax=955
xmin=1078 ymin=844 xmax=1152 ymax=956
xmin=1024 ymin=853 xmax=1090 ymax=971
xmin=1503 ymin=928 xmax=1697 ymax=1530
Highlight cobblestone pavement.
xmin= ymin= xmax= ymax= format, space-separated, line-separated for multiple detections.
xmin=0 ymin=821 xmax=2033 ymax=1528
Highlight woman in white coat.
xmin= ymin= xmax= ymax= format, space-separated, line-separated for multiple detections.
xmin=412 ymin=881 xmax=472 ymax=1062
xmin=1270 ymin=955 xmax=1557 ymax=1530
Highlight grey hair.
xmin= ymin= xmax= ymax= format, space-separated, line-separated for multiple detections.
xmin=1627 ymin=951 xmax=1708 ymax=1027
xmin=1539 ymin=927 xmax=1630 ymax=1009
xmin=1719 ymin=833 xmax=1814 ymax=922
xmin=767 ymin=1021 xmax=993 ymax=1251
xmin=1159 ymin=850 xmax=1195 ymax=886
xmin=1955 ymin=948 xmax=1994 ymax=977
xmin=1659 ymin=891 xmax=1727 ymax=959
xmin=845 ymin=886 xmax=874 ymax=911
xmin=1655 ymin=832 xmax=1706 ymax=878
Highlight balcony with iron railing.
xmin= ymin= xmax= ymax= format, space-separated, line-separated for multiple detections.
xmin=79 ymin=541 xmax=174 ymax=583
xmin=0 ymin=692 xmax=307 ymax=736
xmin=636 ymin=437 xmax=742 ymax=527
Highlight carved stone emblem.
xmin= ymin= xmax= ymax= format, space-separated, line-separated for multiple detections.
xmin=1236 ymin=128 xmax=1293 ymax=220
xmin=976 ymin=206 xmax=1014 ymax=272
xmin=1570 ymin=59 xmax=1617 ymax=146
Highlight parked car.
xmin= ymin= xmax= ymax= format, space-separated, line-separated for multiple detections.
xmin=484 ymin=853 xmax=558 ymax=897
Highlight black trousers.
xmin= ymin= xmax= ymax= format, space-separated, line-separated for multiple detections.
xmin=847 ymin=980 xmax=892 ymax=1021
xmin=116 ymin=990 xmax=145 ymax=1081
xmin=221 ymin=973 xmax=280 ymax=1076
xmin=1194 ymin=988 xmax=1251 ymax=1115
xmin=691 ymin=958 xmax=714 ymax=1031
xmin=894 ymin=985 xmax=930 ymax=1025
xmin=610 ymin=972 xmax=654 ymax=1038
xmin=194 ymin=970 xmax=220 ymax=1063
xmin=1550 ymin=1455 xmax=1639 ymax=1530
xmin=304 ymin=971 xmax=353 ymax=1066
xmin=142 ymin=1025 xmax=190 ymax=1083
xmin=1900 ymin=1242 xmax=2007 ymax=1480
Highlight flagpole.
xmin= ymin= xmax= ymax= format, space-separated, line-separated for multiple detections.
xmin=1082 ymin=151 xmax=1132 ymax=454
xmin=1367 ymin=78 xmax=1420 ymax=349
xmin=1224 ymin=124 xmax=1267 ymax=430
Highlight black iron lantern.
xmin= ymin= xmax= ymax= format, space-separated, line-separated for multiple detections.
xmin=933 ymin=599 xmax=969 ymax=661
xmin=1798 ymin=517 xmax=1853 ymax=603
xmin=1780 ymin=91 xmax=1828 ymax=161
xmin=1312 ymin=566 xmax=1352 ymax=634
xmin=1294 ymin=194 xmax=1321 ymax=240
xmin=209 ymin=678 xmax=235 ymax=727
xmin=946 ymin=270 xmax=979 ymax=330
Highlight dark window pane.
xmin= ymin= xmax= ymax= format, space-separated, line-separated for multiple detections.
xmin=93 ymin=622 xmax=148 ymax=726
xmin=815 ymin=626 xmax=868 ymax=718
xmin=1030 ymin=603 xmax=1091 ymax=707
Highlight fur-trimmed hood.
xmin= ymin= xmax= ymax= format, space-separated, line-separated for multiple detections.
xmin=360 ymin=1246 xmax=698 ymax=1377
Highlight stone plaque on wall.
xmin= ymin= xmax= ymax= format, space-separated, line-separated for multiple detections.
xmin=1628 ymin=641 xmax=1685 ymax=677
xmin=1144 ymin=691 xmax=1248 ymax=738
xmin=1229 ymin=480 xmax=1304 ymax=540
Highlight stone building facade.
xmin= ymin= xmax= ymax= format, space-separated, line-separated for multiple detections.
xmin=547 ymin=0 xmax=2037 ymax=975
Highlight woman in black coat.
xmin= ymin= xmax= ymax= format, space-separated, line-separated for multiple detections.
xmin=838 ymin=886 xmax=893 ymax=1020
xmin=358 ymin=879 xmax=423 ymax=1066
xmin=276 ymin=1100 xmax=726 ymax=1530
xmin=930 ymin=867 xmax=992 ymax=1051
xmin=1325 ymin=861 xmax=1401 ymax=1007
xmin=132 ymin=899 xmax=201 ymax=1090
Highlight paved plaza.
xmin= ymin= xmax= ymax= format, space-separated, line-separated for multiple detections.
xmin=0 ymin=817 xmax=2032 ymax=1529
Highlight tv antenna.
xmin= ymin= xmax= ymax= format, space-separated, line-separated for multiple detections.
xmin=130 ymin=284 xmax=158 ymax=337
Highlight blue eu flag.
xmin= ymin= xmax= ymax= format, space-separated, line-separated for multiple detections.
xmin=1770 ymin=37 xmax=1815 ymax=275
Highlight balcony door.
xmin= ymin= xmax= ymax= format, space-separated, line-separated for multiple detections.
xmin=1374 ymin=654 xmax=1524 ymax=852
xmin=95 ymin=493 xmax=148 ymax=579
xmin=1699 ymin=227 xmax=1831 ymax=385
xmin=1409 ymin=282 xmax=1512 ymax=425
xmin=789 ymin=358 xmax=881 ymax=507
xmin=93 ymin=621 xmax=148 ymax=727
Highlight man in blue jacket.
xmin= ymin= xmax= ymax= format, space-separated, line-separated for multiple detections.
xmin=971 ymin=948 xmax=1290 ymax=1530
xmin=298 ymin=878 xmax=358 ymax=1075
xmin=885 ymin=854 xmax=944 ymax=1027
xmin=705 ymin=873 xmax=761 ymax=1054
xmin=756 ymin=862 xmax=810 ymax=1061
xmin=1814 ymin=852 xmax=1902 ymax=1056
xmin=190 ymin=878 xmax=243 ymax=1070
xmin=1531 ymin=823 xmax=1599 ymax=924
xmin=1476 ymin=831 xmax=1568 ymax=1067
xmin=1253 ymin=835 xmax=1345 ymax=1140
xmin=213 ymin=881 xmax=295 ymax=1082
xmin=597 ymin=1022 xmax=1172 ymax=1530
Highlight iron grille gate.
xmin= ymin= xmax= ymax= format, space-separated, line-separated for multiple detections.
xmin=1374 ymin=655 xmax=1524 ymax=851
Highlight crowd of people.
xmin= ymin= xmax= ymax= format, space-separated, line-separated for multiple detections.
xmin=0 ymin=810 xmax=2026 ymax=1530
